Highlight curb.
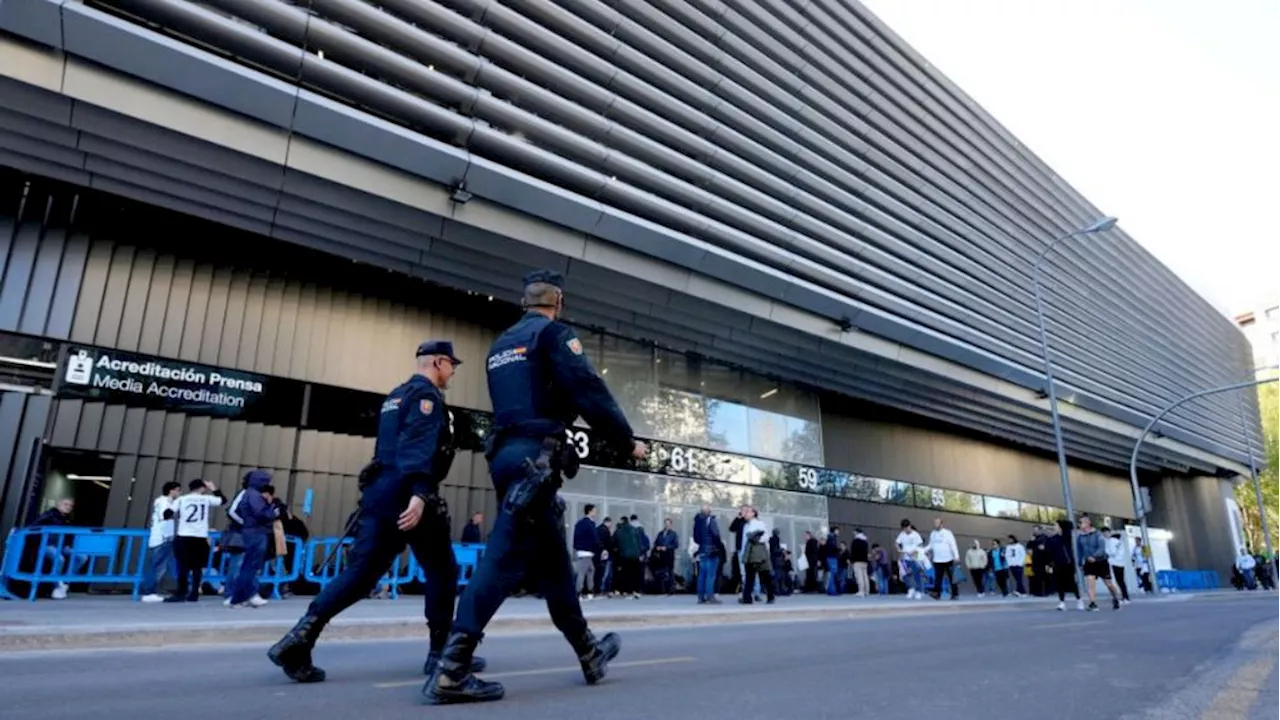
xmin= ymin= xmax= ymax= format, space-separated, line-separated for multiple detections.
xmin=0 ymin=601 xmax=1012 ymax=653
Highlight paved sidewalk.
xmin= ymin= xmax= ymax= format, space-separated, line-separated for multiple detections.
xmin=0 ymin=589 xmax=1209 ymax=651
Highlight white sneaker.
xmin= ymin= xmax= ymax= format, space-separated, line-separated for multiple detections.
xmin=632 ymin=593 xmax=641 ymax=600
xmin=1076 ymin=599 xmax=1086 ymax=611
xmin=141 ymin=594 xmax=165 ymax=603
xmin=978 ymin=593 xmax=985 ymax=598
xmin=51 ymin=583 xmax=69 ymax=600
xmin=1056 ymin=601 xmax=1065 ymax=611
xmin=222 ymin=598 xmax=233 ymax=607
xmin=247 ymin=594 xmax=269 ymax=608
xmin=583 ymin=594 xmax=594 ymax=601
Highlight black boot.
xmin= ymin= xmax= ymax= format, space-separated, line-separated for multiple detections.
xmin=423 ymin=630 xmax=488 ymax=676
xmin=267 ymin=615 xmax=327 ymax=683
xmin=421 ymin=632 xmax=505 ymax=705
xmin=574 ymin=629 xmax=621 ymax=685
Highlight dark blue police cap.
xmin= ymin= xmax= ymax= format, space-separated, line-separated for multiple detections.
xmin=522 ymin=269 xmax=565 ymax=290
xmin=416 ymin=340 xmax=462 ymax=364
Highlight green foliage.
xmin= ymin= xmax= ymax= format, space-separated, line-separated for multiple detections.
xmin=1235 ymin=382 xmax=1278 ymax=554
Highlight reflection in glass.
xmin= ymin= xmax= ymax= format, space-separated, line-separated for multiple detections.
xmin=913 ymin=484 xmax=983 ymax=515
xmin=984 ymin=496 xmax=1020 ymax=519
xmin=1018 ymin=503 xmax=1044 ymax=523
xmin=706 ymin=400 xmax=750 ymax=454
xmin=599 ymin=338 xmax=824 ymax=466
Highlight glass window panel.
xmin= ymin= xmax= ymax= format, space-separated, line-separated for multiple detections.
xmin=1018 ymin=503 xmax=1044 ymax=522
xmin=705 ymin=399 xmax=751 ymax=454
xmin=782 ymin=415 xmax=824 ymax=465
xmin=656 ymin=347 xmax=699 ymax=393
xmin=747 ymin=407 xmax=789 ymax=460
xmin=984 ymin=496 xmax=1020 ymax=519
xmin=644 ymin=387 xmax=709 ymax=446
xmin=599 ymin=335 xmax=656 ymax=438
xmin=1044 ymin=506 xmax=1069 ymax=522
xmin=913 ymin=484 xmax=983 ymax=515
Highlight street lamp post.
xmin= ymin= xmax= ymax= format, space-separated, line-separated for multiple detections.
xmin=1127 ymin=372 xmax=1280 ymax=575
xmin=1031 ymin=216 xmax=1118 ymax=595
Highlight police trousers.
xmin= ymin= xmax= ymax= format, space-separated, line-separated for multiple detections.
xmin=454 ymin=438 xmax=587 ymax=642
xmin=306 ymin=506 xmax=458 ymax=633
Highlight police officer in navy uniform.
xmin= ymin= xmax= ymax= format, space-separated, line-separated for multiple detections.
xmin=423 ymin=270 xmax=647 ymax=705
xmin=268 ymin=341 xmax=486 ymax=683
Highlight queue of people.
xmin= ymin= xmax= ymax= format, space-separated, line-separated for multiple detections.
xmin=20 ymin=471 xmax=307 ymax=605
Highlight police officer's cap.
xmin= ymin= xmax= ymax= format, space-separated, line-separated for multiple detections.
xmin=522 ymin=269 xmax=565 ymax=290
xmin=416 ymin=340 xmax=462 ymax=365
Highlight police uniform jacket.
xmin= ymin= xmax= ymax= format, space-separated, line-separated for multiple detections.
xmin=485 ymin=311 xmax=633 ymax=448
xmin=361 ymin=374 xmax=454 ymax=519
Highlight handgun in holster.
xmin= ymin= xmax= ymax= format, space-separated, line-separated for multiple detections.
xmin=357 ymin=458 xmax=384 ymax=492
xmin=502 ymin=437 xmax=574 ymax=517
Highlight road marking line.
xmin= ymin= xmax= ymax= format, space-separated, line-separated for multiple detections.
xmin=374 ymin=656 xmax=696 ymax=689
xmin=1028 ymin=620 xmax=1107 ymax=630
xmin=1200 ymin=655 xmax=1276 ymax=720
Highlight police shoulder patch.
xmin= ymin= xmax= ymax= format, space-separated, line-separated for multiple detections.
xmin=566 ymin=337 xmax=584 ymax=355
xmin=419 ymin=399 xmax=435 ymax=415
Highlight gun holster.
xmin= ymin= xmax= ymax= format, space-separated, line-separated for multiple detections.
xmin=502 ymin=437 xmax=565 ymax=517
xmin=357 ymin=458 xmax=383 ymax=492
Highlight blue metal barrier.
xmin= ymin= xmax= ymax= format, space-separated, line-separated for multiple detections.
xmin=1155 ymin=569 xmax=1222 ymax=591
xmin=302 ymin=538 xmax=486 ymax=593
xmin=0 ymin=527 xmax=149 ymax=601
xmin=205 ymin=532 xmax=305 ymax=600
xmin=2 ymin=528 xmax=486 ymax=601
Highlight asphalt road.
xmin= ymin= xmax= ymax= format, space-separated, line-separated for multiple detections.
xmin=2 ymin=594 xmax=1275 ymax=720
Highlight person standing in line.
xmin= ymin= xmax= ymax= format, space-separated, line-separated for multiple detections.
xmin=870 ymin=543 xmax=890 ymax=595
xmin=140 ymin=481 xmax=182 ymax=603
xmin=802 ymin=531 xmax=819 ymax=593
xmin=461 ymin=513 xmax=484 ymax=544
xmin=1005 ymin=535 xmax=1027 ymax=597
xmin=227 ymin=471 xmax=279 ymax=609
xmin=1075 ymin=515 xmax=1121 ymax=611
xmin=824 ymin=527 xmax=842 ymax=595
xmin=989 ymin=538 xmax=1010 ymax=598
xmin=927 ymin=518 xmax=960 ymax=600
xmin=653 ymin=518 xmax=678 ymax=596
xmin=849 ymin=529 xmax=870 ymax=597
xmin=965 ymin=540 xmax=989 ymax=598
xmin=572 ymin=505 xmax=600 ymax=600
xmin=166 ymin=479 xmax=225 ymax=603
xmin=692 ymin=505 xmax=722 ymax=605
xmin=896 ymin=519 xmax=925 ymax=598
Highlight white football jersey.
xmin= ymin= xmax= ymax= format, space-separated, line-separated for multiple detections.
xmin=174 ymin=493 xmax=224 ymax=538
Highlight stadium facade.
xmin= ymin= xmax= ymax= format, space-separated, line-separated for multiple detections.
xmin=0 ymin=0 xmax=1261 ymax=583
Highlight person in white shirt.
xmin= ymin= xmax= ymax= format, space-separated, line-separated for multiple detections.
xmin=1004 ymin=535 xmax=1027 ymax=597
xmin=139 ymin=481 xmax=182 ymax=602
xmin=1103 ymin=528 xmax=1131 ymax=604
xmin=165 ymin=479 xmax=225 ymax=603
xmin=1236 ymin=548 xmax=1258 ymax=590
xmin=927 ymin=517 xmax=960 ymax=600
xmin=895 ymin=519 xmax=926 ymax=599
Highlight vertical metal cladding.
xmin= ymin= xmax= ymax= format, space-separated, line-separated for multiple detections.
xmin=0 ymin=177 xmax=502 ymax=537
xmin=70 ymin=0 xmax=1257 ymax=460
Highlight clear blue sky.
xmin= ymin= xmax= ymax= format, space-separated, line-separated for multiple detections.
xmin=860 ymin=0 xmax=1279 ymax=316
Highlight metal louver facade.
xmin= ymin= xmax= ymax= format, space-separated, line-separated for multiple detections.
xmin=0 ymin=0 xmax=1259 ymax=477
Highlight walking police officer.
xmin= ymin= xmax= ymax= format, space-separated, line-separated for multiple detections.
xmin=423 ymin=270 xmax=647 ymax=705
xmin=268 ymin=341 xmax=486 ymax=683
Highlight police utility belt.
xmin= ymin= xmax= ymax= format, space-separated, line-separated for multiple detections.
xmin=487 ymin=426 xmax=581 ymax=517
